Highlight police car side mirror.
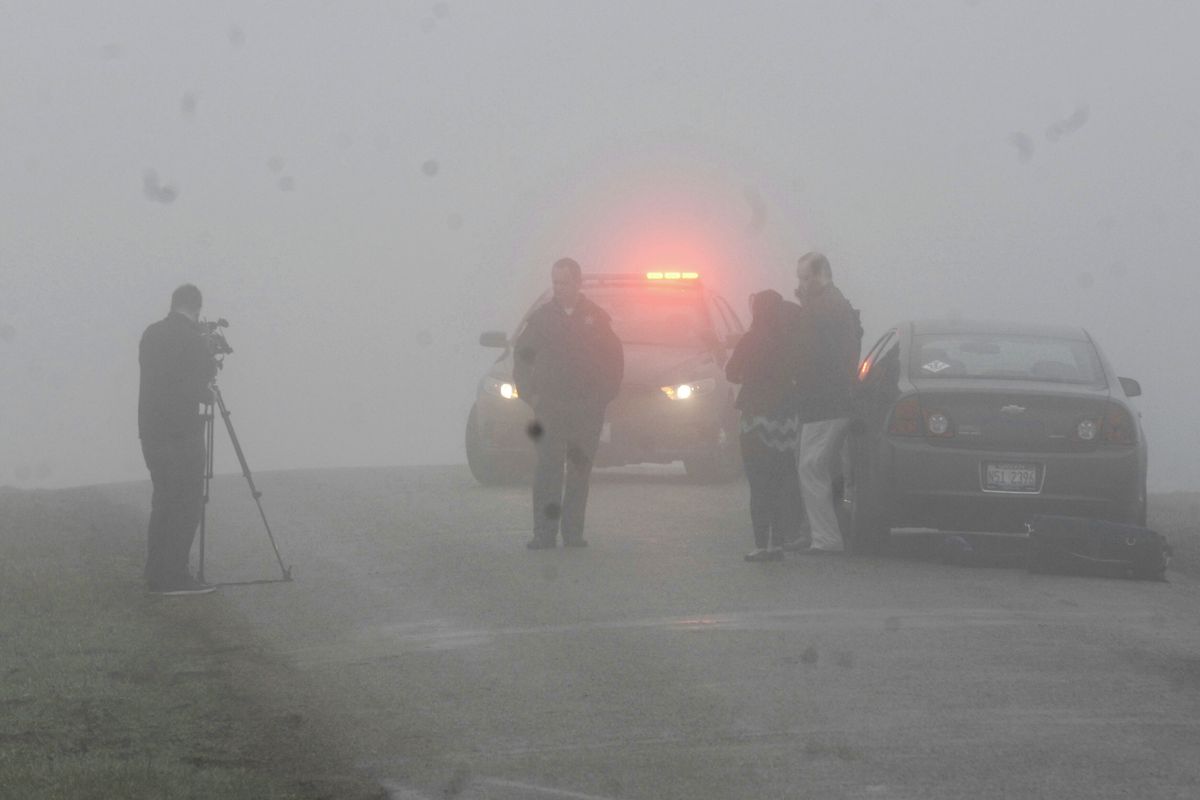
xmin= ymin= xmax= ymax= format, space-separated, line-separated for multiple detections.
xmin=1118 ymin=377 xmax=1142 ymax=397
xmin=479 ymin=331 xmax=508 ymax=348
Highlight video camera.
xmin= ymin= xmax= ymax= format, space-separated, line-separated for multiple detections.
xmin=200 ymin=318 xmax=234 ymax=365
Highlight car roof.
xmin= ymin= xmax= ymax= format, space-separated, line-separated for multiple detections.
xmin=908 ymin=319 xmax=1090 ymax=341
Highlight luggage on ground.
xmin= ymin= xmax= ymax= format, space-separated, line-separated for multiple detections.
xmin=1026 ymin=515 xmax=1170 ymax=581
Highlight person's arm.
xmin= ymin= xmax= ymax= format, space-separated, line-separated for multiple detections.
xmin=597 ymin=318 xmax=624 ymax=403
xmin=512 ymin=317 xmax=539 ymax=406
xmin=185 ymin=333 xmax=217 ymax=403
xmin=725 ymin=333 xmax=753 ymax=384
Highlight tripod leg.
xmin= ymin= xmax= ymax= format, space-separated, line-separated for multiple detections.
xmin=198 ymin=402 xmax=215 ymax=583
xmin=212 ymin=386 xmax=292 ymax=581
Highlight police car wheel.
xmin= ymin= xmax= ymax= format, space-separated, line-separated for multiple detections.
xmin=466 ymin=407 xmax=520 ymax=485
xmin=683 ymin=425 xmax=741 ymax=483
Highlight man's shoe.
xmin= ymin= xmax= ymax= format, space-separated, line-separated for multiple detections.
xmin=154 ymin=575 xmax=216 ymax=595
xmin=797 ymin=546 xmax=843 ymax=556
xmin=744 ymin=548 xmax=784 ymax=562
xmin=526 ymin=537 xmax=557 ymax=550
xmin=563 ymin=538 xmax=588 ymax=548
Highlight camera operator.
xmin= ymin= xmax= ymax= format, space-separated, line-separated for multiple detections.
xmin=138 ymin=284 xmax=218 ymax=595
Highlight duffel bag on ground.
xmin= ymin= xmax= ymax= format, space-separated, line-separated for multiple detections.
xmin=1026 ymin=515 xmax=1171 ymax=581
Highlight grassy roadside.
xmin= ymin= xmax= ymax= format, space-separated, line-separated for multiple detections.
xmin=1150 ymin=492 xmax=1200 ymax=577
xmin=0 ymin=485 xmax=383 ymax=800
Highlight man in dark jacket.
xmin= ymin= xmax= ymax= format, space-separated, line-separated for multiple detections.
xmin=138 ymin=284 xmax=218 ymax=594
xmin=513 ymin=258 xmax=624 ymax=549
xmin=790 ymin=253 xmax=863 ymax=554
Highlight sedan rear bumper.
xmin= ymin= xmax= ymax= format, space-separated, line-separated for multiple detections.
xmin=882 ymin=437 xmax=1143 ymax=530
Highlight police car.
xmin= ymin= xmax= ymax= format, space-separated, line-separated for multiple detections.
xmin=467 ymin=272 xmax=746 ymax=484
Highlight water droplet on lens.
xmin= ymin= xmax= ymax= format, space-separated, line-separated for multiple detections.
xmin=526 ymin=421 xmax=543 ymax=441
xmin=421 ymin=159 xmax=440 ymax=177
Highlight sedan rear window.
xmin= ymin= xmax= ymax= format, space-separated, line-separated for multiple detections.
xmin=912 ymin=334 xmax=1106 ymax=385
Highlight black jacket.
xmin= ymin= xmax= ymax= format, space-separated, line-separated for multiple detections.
xmin=725 ymin=293 xmax=794 ymax=418
xmin=789 ymin=284 xmax=862 ymax=423
xmin=512 ymin=295 xmax=624 ymax=418
xmin=138 ymin=312 xmax=217 ymax=439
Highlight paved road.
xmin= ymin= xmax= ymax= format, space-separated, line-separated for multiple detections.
xmin=164 ymin=465 xmax=1200 ymax=799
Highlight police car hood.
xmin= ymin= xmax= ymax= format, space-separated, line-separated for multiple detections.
xmin=488 ymin=344 xmax=719 ymax=388
xmin=620 ymin=343 xmax=721 ymax=389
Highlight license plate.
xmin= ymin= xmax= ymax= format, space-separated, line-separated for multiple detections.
xmin=984 ymin=462 xmax=1040 ymax=493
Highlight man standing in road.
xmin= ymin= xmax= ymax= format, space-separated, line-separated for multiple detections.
xmin=513 ymin=258 xmax=624 ymax=549
xmin=790 ymin=253 xmax=862 ymax=554
xmin=138 ymin=284 xmax=218 ymax=594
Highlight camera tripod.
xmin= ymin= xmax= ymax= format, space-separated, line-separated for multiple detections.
xmin=197 ymin=383 xmax=292 ymax=584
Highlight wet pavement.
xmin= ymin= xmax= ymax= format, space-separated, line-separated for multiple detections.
xmin=178 ymin=465 xmax=1200 ymax=799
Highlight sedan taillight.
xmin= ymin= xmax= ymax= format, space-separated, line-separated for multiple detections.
xmin=1102 ymin=402 xmax=1137 ymax=445
xmin=889 ymin=397 xmax=923 ymax=436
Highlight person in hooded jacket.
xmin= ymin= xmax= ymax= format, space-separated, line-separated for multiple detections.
xmin=725 ymin=290 xmax=803 ymax=561
xmin=513 ymin=258 xmax=624 ymax=549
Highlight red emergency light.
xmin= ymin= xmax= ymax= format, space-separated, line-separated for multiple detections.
xmin=646 ymin=271 xmax=700 ymax=281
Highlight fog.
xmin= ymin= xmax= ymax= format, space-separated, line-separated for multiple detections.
xmin=2 ymin=1 xmax=1198 ymax=490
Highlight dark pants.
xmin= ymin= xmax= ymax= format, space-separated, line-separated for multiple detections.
xmin=533 ymin=407 xmax=604 ymax=543
xmin=142 ymin=434 xmax=205 ymax=587
xmin=740 ymin=432 xmax=802 ymax=549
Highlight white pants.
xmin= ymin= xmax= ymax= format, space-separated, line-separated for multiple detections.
xmin=797 ymin=418 xmax=850 ymax=551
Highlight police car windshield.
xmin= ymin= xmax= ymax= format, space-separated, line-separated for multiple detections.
xmin=588 ymin=287 xmax=709 ymax=347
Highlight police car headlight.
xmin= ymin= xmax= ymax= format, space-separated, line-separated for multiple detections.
xmin=661 ymin=378 xmax=716 ymax=400
xmin=482 ymin=377 xmax=519 ymax=400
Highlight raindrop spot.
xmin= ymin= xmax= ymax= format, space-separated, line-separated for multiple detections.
xmin=277 ymin=176 xmax=295 ymax=192
xmin=800 ymin=646 xmax=819 ymax=665
xmin=1007 ymin=132 xmax=1034 ymax=163
xmin=1045 ymin=105 xmax=1089 ymax=142
xmin=835 ymin=651 xmax=855 ymax=669
xmin=433 ymin=1 xmax=451 ymax=19
xmin=420 ymin=17 xmax=436 ymax=33
xmin=516 ymin=346 xmax=536 ymax=364
xmin=1076 ymin=272 xmax=1095 ymax=289
xmin=421 ymin=159 xmax=440 ymax=177
xmin=142 ymin=169 xmax=178 ymax=204
xmin=228 ymin=25 xmax=246 ymax=47
xmin=543 ymin=502 xmax=562 ymax=521
xmin=99 ymin=43 xmax=124 ymax=60
xmin=180 ymin=92 xmax=198 ymax=117
xmin=743 ymin=186 xmax=767 ymax=236
xmin=884 ymin=617 xmax=901 ymax=632
xmin=526 ymin=421 xmax=544 ymax=441
xmin=267 ymin=156 xmax=285 ymax=174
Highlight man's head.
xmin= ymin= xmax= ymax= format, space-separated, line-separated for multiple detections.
xmin=551 ymin=257 xmax=583 ymax=307
xmin=794 ymin=251 xmax=832 ymax=302
xmin=170 ymin=284 xmax=203 ymax=321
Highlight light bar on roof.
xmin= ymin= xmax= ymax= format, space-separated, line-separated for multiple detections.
xmin=646 ymin=271 xmax=700 ymax=281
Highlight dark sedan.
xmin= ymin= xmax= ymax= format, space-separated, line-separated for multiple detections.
xmin=848 ymin=320 xmax=1147 ymax=551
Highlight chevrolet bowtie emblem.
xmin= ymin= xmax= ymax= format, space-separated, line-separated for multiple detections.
xmin=1001 ymin=405 xmax=1027 ymax=415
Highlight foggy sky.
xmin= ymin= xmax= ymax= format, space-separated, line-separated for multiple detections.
xmin=2 ymin=1 xmax=1198 ymax=490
